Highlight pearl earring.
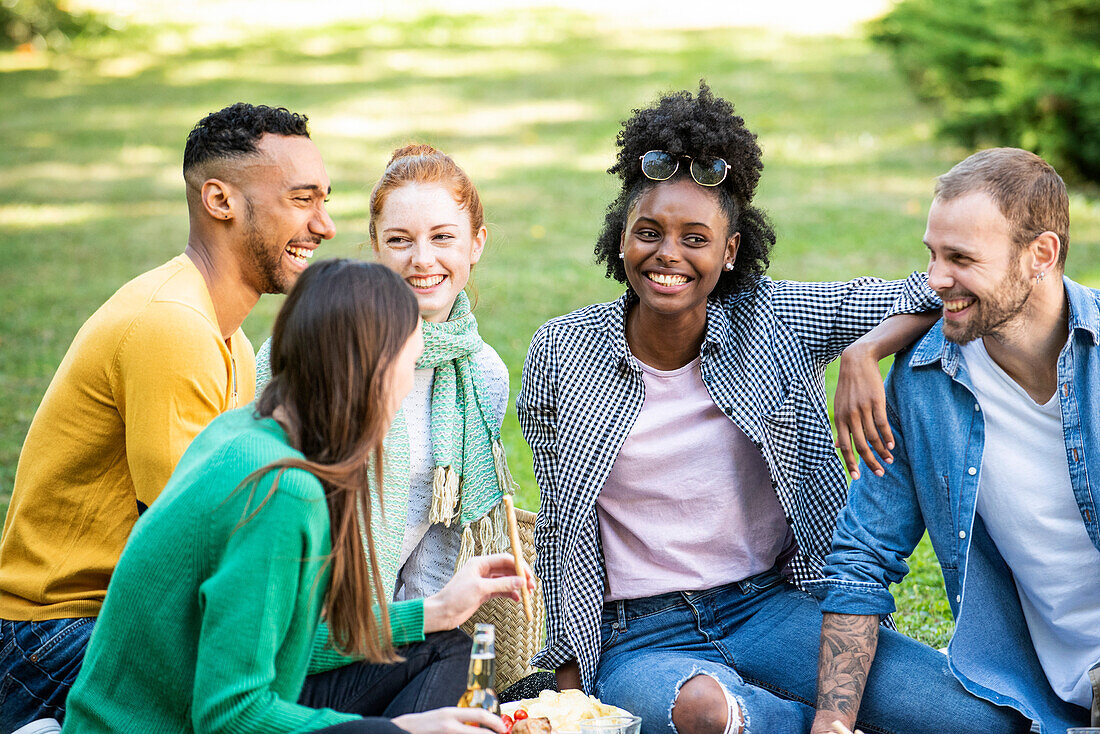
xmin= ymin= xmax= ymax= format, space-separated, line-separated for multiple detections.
xmin=724 ymin=262 xmax=734 ymax=271
xmin=618 ymin=252 xmax=625 ymax=260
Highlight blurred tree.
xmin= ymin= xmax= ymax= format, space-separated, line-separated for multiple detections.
xmin=871 ymin=0 xmax=1100 ymax=183
xmin=1 ymin=0 xmax=109 ymax=50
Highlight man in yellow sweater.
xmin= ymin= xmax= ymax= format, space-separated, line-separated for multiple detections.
xmin=0 ymin=102 xmax=334 ymax=731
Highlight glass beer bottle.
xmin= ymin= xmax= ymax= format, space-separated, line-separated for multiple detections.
xmin=457 ymin=623 xmax=500 ymax=715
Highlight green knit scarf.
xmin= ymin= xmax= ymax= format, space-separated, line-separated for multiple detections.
xmin=414 ymin=291 xmax=513 ymax=568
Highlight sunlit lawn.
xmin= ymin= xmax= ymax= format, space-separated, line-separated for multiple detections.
xmin=2 ymin=9 xmax=1099 ymax=648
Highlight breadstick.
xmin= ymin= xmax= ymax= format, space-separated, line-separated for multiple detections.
xmin=503 ymin=495 xmax=533 ymax=622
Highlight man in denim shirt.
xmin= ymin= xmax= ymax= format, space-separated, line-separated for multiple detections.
xmin=807 ymin=148 xmax=1100 ymax=734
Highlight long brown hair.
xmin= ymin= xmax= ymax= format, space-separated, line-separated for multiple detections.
xmin=254 ymin=258 xmax=419 ymax=662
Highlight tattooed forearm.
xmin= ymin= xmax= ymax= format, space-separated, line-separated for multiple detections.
xmin=815 ymin=613 xmax=880 ymax=727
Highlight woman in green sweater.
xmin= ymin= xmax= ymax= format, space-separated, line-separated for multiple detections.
xmin=62 ymin=260 xmax=526 ymax=734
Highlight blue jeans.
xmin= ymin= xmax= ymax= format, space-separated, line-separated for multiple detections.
xmin=0 ymin=617 xmax=95 ymax=732
xmin=592 ymin=569 xmax=1030 ymax=734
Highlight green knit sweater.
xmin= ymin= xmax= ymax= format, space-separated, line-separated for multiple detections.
xmin=62 ymin=408 xmax=425 ymax=734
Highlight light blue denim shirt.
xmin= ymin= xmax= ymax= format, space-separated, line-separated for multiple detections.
xmin=806 ymin=275 xmax=1100 ymax=734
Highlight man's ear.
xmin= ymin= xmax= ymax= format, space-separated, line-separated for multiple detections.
xmin=201 ymin=179 xmax=234 ymax=222
xmin=1030 ymin=231 xmax=1061 ymax=275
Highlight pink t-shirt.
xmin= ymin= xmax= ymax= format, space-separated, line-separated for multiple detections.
xmin=597 ymin=357 xmax=793 ymax=601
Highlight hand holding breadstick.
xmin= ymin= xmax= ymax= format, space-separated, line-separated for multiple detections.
xmin=423 ymin=553 xmax=534 ymax=632
xmin=503 ymin=495 xmax=533 ymax=622
xmin=829 ymin=721 xmax=865 ymax=734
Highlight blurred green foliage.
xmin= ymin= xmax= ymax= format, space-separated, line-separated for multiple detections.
xmin=1 ymin=0 xmax=109 ymax=49
xmin=871 ymin=0 xmax=1100 ymax=183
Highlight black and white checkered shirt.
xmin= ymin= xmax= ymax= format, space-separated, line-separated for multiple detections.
xmin=516 ymin=272 xmax=939 ymax=691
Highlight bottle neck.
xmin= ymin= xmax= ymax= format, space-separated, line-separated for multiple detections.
xmin=467 ymin=651 xmax=496 ymax=690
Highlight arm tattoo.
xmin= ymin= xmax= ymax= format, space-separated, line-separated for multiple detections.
xmin=816 ymin=613 xmax=880 ymax=723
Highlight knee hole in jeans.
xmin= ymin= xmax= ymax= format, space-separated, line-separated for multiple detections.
xmin=671 ymin=675 xmax=742 ymax=734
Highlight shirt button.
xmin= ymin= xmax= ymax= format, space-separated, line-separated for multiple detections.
xmin=956 ymin=595 xmax=962 ymax=603
xmin=974 ymin=403 xmax=980 ymax=412
xmin=958 ymin=530 xmax=966 ymax=539
xmin=968 ymin=467 xmax=977 ymax=476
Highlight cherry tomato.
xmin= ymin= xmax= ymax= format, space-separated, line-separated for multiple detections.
xmin=502 ymin=714 xmax=513 ymax=733
xmin=514 ymin=709 xmax=529 ymax=721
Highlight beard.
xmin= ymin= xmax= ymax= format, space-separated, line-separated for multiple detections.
xmin=941 ymin=264 xmax=1033 ymax=345
xmin=243 ymin=200 xmax=293 ymax=295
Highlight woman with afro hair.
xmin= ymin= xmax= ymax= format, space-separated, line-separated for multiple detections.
xmin=516 ymin=83 xmax=1023 ymax=734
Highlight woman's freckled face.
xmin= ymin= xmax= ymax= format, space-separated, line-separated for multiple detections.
xmin=372 ymin=183 xmax=486 ymax=323
xmin=621 ymin=178 xmax=737 ymax=319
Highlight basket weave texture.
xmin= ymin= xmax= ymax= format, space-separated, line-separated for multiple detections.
xmin=462 ymin=507 xmax=546 ymax=691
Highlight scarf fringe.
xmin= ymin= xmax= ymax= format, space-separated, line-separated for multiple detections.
xmin=457 ymin=524 xmax=476 ymax=571
xmin=454 ymin=502 xmax=511 ymax=572
xmin=492 ymin=440 xmax=518 ymax=496
xmin=430 ymin=465 xmax=460 ymax=527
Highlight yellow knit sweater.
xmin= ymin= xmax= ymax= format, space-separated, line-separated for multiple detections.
xmin=0 ymin=254 xmax=255 ymax=620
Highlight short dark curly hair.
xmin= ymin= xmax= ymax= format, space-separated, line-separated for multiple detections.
xmin=183 ymin=103 xmax=310 ymax=174
xmin=595 ymin=81 xmax=776 ymax=296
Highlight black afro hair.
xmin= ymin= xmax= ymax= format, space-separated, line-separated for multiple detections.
xmin=594 ymin=81 xmax=776 ymax=296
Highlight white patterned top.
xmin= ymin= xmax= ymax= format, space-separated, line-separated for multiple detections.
xmin=395 ymin=343 xmax=509 ymax=601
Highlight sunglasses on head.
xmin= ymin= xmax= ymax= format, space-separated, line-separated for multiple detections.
xmin=639 ymin=150 xmax=731 ymax=187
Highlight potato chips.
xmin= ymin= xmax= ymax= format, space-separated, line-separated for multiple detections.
xmin=502 ymin=689 xmax=634 ymax=734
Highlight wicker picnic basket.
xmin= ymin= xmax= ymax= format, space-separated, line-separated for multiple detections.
xmin=462 ymin=507 xmax=546 ymax=691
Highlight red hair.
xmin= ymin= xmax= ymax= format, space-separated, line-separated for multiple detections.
xmin=369 ymin=144 xmax=484 ymax=244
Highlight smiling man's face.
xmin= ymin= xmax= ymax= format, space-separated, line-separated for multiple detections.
xmin=924 ymin=191 xmax=1033 ymax=344
xmin=235 ymin=133 xmax=335 ymax=295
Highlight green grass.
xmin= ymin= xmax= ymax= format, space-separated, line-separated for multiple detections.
xmin=2 ymin=9 xmax=1098 ymax=649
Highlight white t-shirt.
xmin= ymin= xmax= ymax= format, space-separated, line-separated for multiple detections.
xmin=962 ymin=338 xmax=1100 ymax=708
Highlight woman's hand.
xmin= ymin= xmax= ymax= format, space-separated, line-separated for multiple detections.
xmin=833 ymin=311 xmax=938 ymax=480
xmin=834 ymin=341 xmax=894 ymax=481
xmin=423 ymin=553 xmax=536 ymax=633
xmin=393 ymin=707 xmax=506 ymax=733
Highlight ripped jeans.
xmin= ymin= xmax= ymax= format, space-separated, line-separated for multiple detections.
xmin=591 ymin=568 xmax=1028 ymax=734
